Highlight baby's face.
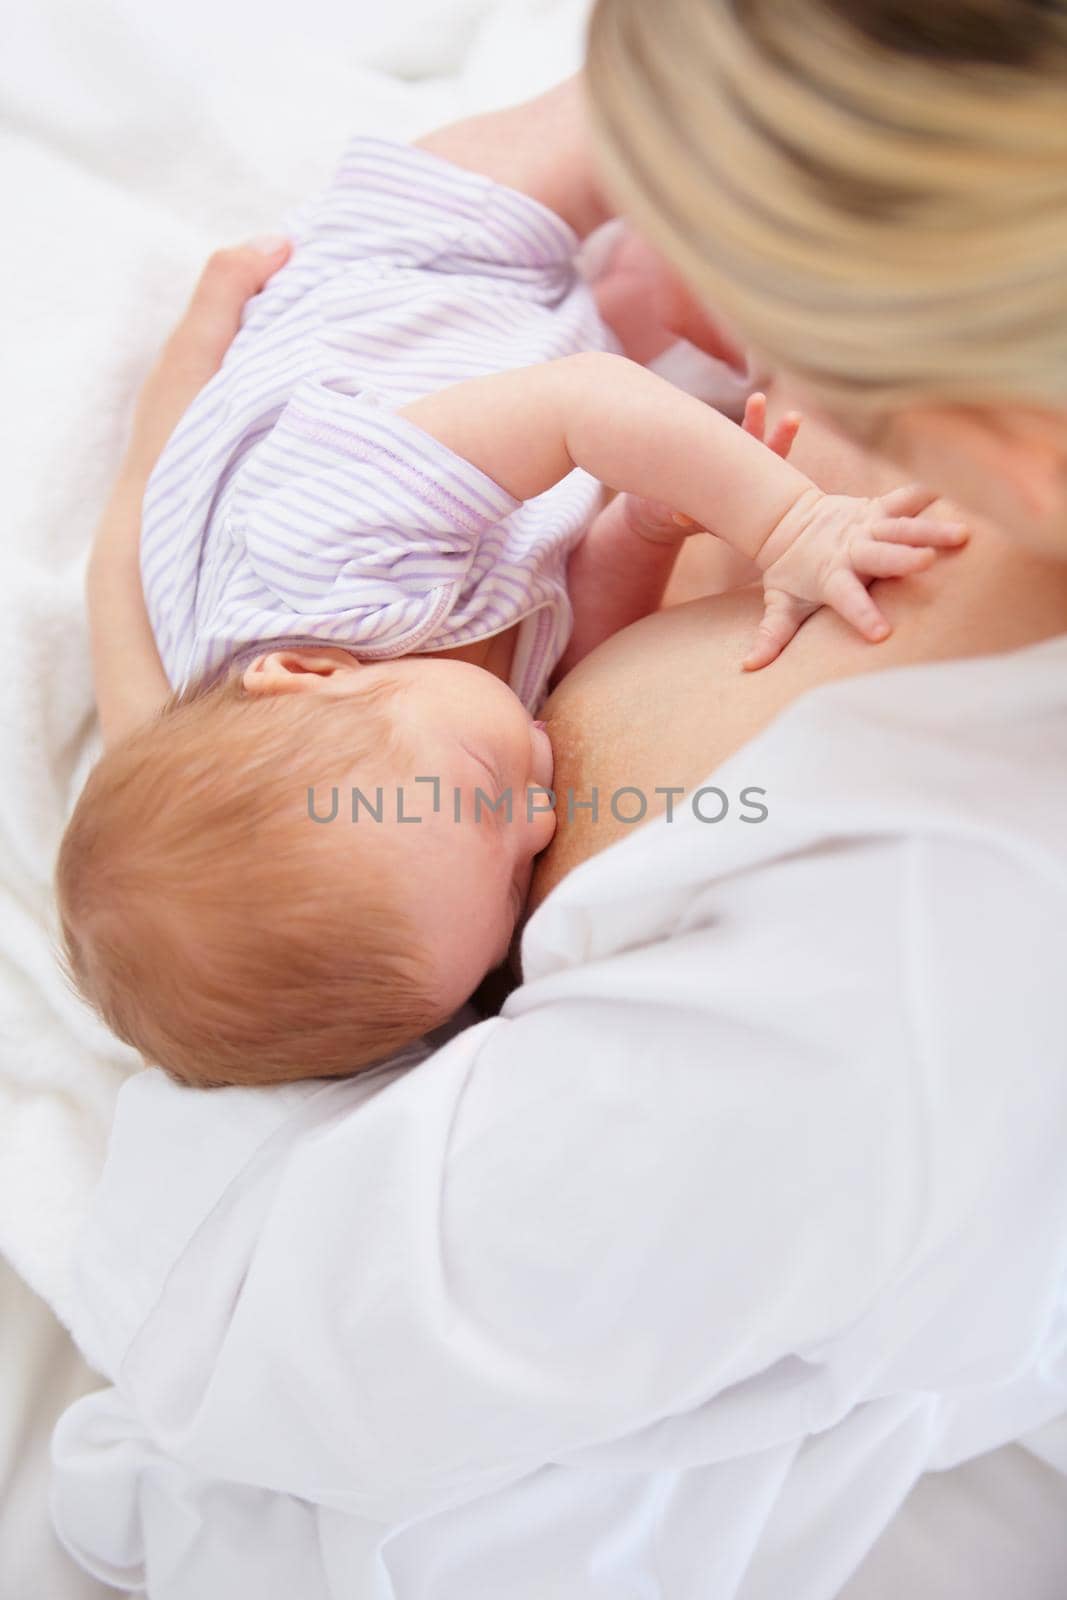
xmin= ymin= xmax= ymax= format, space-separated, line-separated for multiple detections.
xmin=332 ymin=656 xmax=556 ymax=1013
xmin=592 ymin=227 xmax=749 ymax=374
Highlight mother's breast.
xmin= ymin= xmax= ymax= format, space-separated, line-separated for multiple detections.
xmin=527 ymin=530 xmax=1061 ymax=918
xmin=528 ymin=586 xmax=795 ymax=914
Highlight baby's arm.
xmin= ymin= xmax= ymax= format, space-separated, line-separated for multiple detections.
xmin=401 ymin=354 xmax=813 ymax=541
xmin=415 ymin=76 xmax=611 ymax=240
xmin=398 ymin=353 xmax=967 ymax=667
xmin=558 ymin=396 xmax=799 ymax=676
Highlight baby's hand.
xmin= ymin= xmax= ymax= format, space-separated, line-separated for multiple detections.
xmin=745 ymin=484 xmax=969 ymax=671
xmin=740 ymin=391 xmax=802 ymax=463
xmin=643 ymin=392 xmax=802 ymax=543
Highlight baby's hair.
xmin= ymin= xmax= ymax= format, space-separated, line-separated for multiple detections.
xmin=587 ymin=0 xmax=1067 ymax=414
xmin=56 ymin=670 xmax=442 ymax=1087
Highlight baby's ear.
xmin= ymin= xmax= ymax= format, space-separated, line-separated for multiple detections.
xmin=242 ymin=647 xmax=362 ymax=696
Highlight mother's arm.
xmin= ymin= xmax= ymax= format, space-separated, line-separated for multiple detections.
xmin=88 ymin=242 xmax=289 ymax=748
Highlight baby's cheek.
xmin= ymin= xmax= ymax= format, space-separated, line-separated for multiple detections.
xmin=460 ymin=832 xmax=520 ymax=966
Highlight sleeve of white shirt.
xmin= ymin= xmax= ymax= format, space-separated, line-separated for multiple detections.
xmin=111 ymin=832 xmax=966 ymax=1525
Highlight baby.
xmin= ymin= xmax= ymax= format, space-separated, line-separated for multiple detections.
xmin=56 ymin=80 xmax=963 ymax=1089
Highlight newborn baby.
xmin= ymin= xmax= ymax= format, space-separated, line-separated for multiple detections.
xmin=57 ymin=80 xmax=963 ymax=1088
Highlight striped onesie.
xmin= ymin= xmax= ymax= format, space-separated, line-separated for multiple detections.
xmin=142 ymin=138 xmax=616 ymax=711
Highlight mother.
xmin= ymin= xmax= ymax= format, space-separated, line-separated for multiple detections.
xmin=52 ymin=4 xmax=1067 ymax=1598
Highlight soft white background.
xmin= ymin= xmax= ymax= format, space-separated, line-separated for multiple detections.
xmin=0 ymin=0 xmax=590 ymax=1362
xmin=1 ymin=2 xmax=1064 ymax=1593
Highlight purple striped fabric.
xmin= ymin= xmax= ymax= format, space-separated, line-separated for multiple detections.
xmin=141 ymin=138 xmax=615 ymax=710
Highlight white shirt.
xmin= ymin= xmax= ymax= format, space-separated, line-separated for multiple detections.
xmin=51 ymin=636 xmax=1067 ymax=1599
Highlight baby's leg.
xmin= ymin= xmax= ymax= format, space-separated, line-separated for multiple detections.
xmin=415 ymin=77 xmax=612 ymax=239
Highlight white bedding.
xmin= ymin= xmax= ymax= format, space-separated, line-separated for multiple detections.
xmin=0 ymin=0 xmax=591 ymax=1324
xmin=1 ymin=5 xmax=585 ymax=1590
xmin=1 ymin=3 xmax=1064 ymax=1594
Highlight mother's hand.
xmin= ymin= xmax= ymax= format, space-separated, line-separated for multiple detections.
xmin=90 ymin=241 xmax=290 ymax=747
xmin=122 ymin=240 xmax=290 ymax=484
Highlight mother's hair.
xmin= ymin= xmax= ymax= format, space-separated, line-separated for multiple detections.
xmin=586 ymin=0 xmax=1067 ymax=413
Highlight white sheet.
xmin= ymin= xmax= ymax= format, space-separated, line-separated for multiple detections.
xmin=0 ymin=1255 xmax=112 ymax=1598
xmin=0 ymin=9 xmax=584 ymax=1594
xmin=0 ymin=0 xmax=590 ymax=1325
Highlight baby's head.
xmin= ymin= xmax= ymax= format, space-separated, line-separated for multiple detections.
xmin=57 ymin=648 xmax=555 ymax=1087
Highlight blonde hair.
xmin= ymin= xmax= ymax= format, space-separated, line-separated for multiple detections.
xmin=56 ymin=674 xmax=441 ymax=1088
xmin=587 ymin=0 xmax=1067 ymax=412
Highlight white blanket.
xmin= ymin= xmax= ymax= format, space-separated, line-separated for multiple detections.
xmin=0 ymin=0 xmax=590 ymax=1324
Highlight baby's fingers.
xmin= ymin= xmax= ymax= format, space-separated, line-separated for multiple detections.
xmin=852 ymin=541 xmax=937 ymax=580
xmin=741 ymin=395 xmax=801 ymax=461
xmin=871 ymin=515 xmax=968 ymax=548
xmin=743 ymin=590 xmax=813 ymax=671
xmin=878 ymin=483 xmax=940 ymax=518
xmin=767 ymin=411 xmax=802 ymax=460
xmin=824 ymin=568 xmax=892 ymax=643
xmin=742 ymin=392 xmax=767 ymax=443
xmin=621 ymin=495 xmax=701 ymax=545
